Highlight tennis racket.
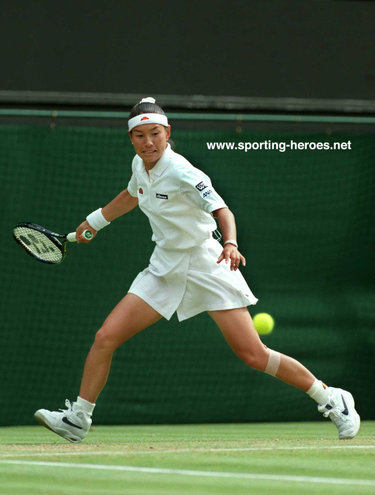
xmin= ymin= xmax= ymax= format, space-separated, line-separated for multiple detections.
xmin=12 ymin=222 xmax=93 ymax=264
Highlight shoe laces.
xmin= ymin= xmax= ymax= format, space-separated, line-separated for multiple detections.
xmin=59 ymin=399 xmax=90 ymax=423
xmin=319 ymin=400 xmax=346 ymax=425
xmin=59 ymin=399 xmax=73 ymax=414
xmin=321 ymin=404 xmax=341 ymax=419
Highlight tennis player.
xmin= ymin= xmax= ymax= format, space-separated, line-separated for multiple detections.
xmin=34 ymin=97 xmax=360 ymax=443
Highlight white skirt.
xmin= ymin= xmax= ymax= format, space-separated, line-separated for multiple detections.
xmin=128 ymin=237 xmax=258 ymax=321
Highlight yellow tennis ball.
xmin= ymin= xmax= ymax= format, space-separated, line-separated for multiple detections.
xmin=253 ymin=313 xmax=275 ymax=335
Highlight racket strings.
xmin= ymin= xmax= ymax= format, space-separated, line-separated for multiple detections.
xmin=13 ymin=226 xmax=64 ymax=263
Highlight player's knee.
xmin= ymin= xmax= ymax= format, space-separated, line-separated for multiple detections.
xmin=93 ymin=326 xmax=120 ymax=352
xmin=238 ymin=349 xmax=268 ymax=370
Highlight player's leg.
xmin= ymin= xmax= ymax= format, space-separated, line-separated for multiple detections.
xmin=208 ymin=307 xmax=315 ymax=390
xmin=208 ymin=307 xmax=360 ymax=439
xmin=34 ymin=293 xmax=162 ymax=443
xmin=79 ymin=293 xmax=162 ymax=403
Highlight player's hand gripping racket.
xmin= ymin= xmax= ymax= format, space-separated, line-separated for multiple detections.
xmin=12 ymin=222 xmax=93 ymax=264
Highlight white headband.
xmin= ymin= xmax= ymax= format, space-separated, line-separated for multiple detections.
xmin=128 ymin=97 xmax=168 ymax=131
xmin=128 ymin=113 xmax=168 ymax=131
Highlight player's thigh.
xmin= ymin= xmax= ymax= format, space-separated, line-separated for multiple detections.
xmin=208 ymin=307 xmax=268 ymax=367
xmin=98 ymin=293 xmax=162 ymax=347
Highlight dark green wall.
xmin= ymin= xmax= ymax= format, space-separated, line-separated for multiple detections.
xmin=1 ymin=117 xmax=373 ymax=425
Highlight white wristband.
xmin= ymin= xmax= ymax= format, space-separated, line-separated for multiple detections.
xmin=86 ymin=208 xmax=111 ymax=231
xmin=224 ymin=239 xmax=238 ymax=248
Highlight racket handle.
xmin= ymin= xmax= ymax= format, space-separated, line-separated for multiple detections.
xmin=67 ymin=230 xmax=93 ymax=243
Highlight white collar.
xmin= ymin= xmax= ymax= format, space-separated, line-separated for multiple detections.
xmin=147 ymin=144 xmax=173 ymax=179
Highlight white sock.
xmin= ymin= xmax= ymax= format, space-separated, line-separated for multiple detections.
xmin=306 ymin=379 xmax=330 ymax=405
xmin=75 ymin=396 xmax=96 ymax=416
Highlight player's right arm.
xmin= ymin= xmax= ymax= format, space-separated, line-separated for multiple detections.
xmin=76 ymin=189 xmax=138 ymax=242
xmin=102 ymin=188 xmax=138 ymax=221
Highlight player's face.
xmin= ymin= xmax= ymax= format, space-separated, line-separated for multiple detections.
xmin=129 ymin=124 xmax=171 ymax=169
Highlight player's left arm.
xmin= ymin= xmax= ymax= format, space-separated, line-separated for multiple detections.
xmin=213 ymin=207 xmax=246 ymax=271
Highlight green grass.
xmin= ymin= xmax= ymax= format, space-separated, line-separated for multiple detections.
xmin=0 ymin=422 xmax=374 ymax=495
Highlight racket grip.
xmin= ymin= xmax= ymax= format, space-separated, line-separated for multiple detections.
xmin=67 ymin=230 xmax=93 ymax=243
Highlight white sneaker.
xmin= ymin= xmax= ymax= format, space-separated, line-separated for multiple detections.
xmin=318 ymin=387 xmax=360 ymax=439
xmin=34 ymin=399 xmax=91 ymax=443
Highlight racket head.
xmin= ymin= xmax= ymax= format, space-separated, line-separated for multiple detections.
xmin=13 ymin=222 xmax=67 ymax=264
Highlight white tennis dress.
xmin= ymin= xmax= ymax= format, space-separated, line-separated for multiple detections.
xmin=127 ymin=144 xmax=257 ymax=321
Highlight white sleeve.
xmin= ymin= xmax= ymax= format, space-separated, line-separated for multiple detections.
xmin=126 ymin=158 xmax=138 ymax=197
xmin=180 ymin=166 xmax=227 ymax=213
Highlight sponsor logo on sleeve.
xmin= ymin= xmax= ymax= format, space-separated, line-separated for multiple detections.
xmin=203 ymin=189 xmax=212 ymax=198
xmin=195 ymin=181 xmax=208 ymax=192
xmin=156 ymin=193 xmax=168 ymax=199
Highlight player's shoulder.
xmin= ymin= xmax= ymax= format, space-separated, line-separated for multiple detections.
xmin=167 ymin=147 xmax=191 ymax=169
xmin=131 ymin=154 xmax=143 ymax=173
xmin=168 ymin=148 xmax=207 ymax=181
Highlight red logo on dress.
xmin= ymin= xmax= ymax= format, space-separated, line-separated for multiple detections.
xmin=141 ymin=116 xmax=149 ymax=121
xmin=139 ymin=187 xmax=143 ymax=194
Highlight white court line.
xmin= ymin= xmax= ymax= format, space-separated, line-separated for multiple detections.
xmin=0 ymin=444 xmax=374 ymax=458
xmin=0 ymin=460 xmax=374 ymax=487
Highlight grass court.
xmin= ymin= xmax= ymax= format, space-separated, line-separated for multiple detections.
xmin=0 ymin=421 xmax=374 ymax=495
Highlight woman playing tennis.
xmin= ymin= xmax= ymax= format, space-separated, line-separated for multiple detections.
xmin=35 ymin=97 xmax=360 ymax=442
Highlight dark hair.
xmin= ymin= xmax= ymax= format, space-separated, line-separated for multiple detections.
xmin=129 ymin=100 xmax=166 ymax=119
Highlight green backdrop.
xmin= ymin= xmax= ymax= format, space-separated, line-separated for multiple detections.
xmin=1 ymin=114 xmax=373 ymax=425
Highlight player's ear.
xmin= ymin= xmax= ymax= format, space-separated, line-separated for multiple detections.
xmin=128 ymin=130 xmax=133 ymax=144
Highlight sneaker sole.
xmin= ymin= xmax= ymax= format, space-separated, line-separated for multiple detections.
xmin=34 ymin=411 xmax=83 ymax=443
